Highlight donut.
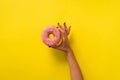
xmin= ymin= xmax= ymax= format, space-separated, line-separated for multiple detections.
xmin=42 ymin=26 xmax=61 ymax=46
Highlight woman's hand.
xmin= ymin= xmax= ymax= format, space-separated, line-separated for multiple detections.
xmin=51 ymin=22 xmax=71 ymax=53
xmin=51 ymin=23 xmax=83 ymax=80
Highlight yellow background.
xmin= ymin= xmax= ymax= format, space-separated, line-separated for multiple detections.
xmin=0 ymin=0 xmax=120 ymax=80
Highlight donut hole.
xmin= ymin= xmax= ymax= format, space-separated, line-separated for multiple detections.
xmin=49 ymin=33 xmax=54 ymax=39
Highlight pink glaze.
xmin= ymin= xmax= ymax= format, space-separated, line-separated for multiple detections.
xmin=42 ymin=26 xmax=60 ymax=46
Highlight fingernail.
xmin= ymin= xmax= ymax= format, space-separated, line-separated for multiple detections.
xmin=48 ymin=46 xmax=51 ymax=47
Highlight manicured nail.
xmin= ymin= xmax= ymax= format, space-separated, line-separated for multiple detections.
xmin=48 ymin=46 xmax=51 ymax=47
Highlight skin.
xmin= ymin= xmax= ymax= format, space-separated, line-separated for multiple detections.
xmin=51 ymin=23 xmax=83 ymax=80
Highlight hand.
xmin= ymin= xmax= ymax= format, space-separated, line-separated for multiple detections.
xmin=51 ymin=22 xmax=71 ymax=53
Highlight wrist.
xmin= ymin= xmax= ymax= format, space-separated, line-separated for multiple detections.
xmin=65 ymin=47 xmax=72 ymax=53
xmin=66 ymin=48 xmax=74 ymax=56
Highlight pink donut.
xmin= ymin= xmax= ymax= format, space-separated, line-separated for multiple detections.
xmin=42 ymin=26 xmax=60 ymax=46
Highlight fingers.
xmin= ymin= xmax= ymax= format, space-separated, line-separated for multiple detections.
xmin=58 ymin=27 xmax=66 ymax=41
xmin=63 ymin=22 xmax=71 ymax=35
xmin=67 ymin=26 xmax=71 ymax=35
xmin=57 ymin=22 xmax=71 ymax=37
xmin=51 ymin=45 xmax=61 ymax=50
xmin=50 ymin=40 xmax=62 ymax=50
xmin=51 ymin=45 xmax=57 ymax=48
xmin=57 ymin=22 xmax=64 ymax=33
xmin=58 ymin=22 xmax=63 ymax=29
xmin=63 ymin=22 xmax=67 ymax=31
